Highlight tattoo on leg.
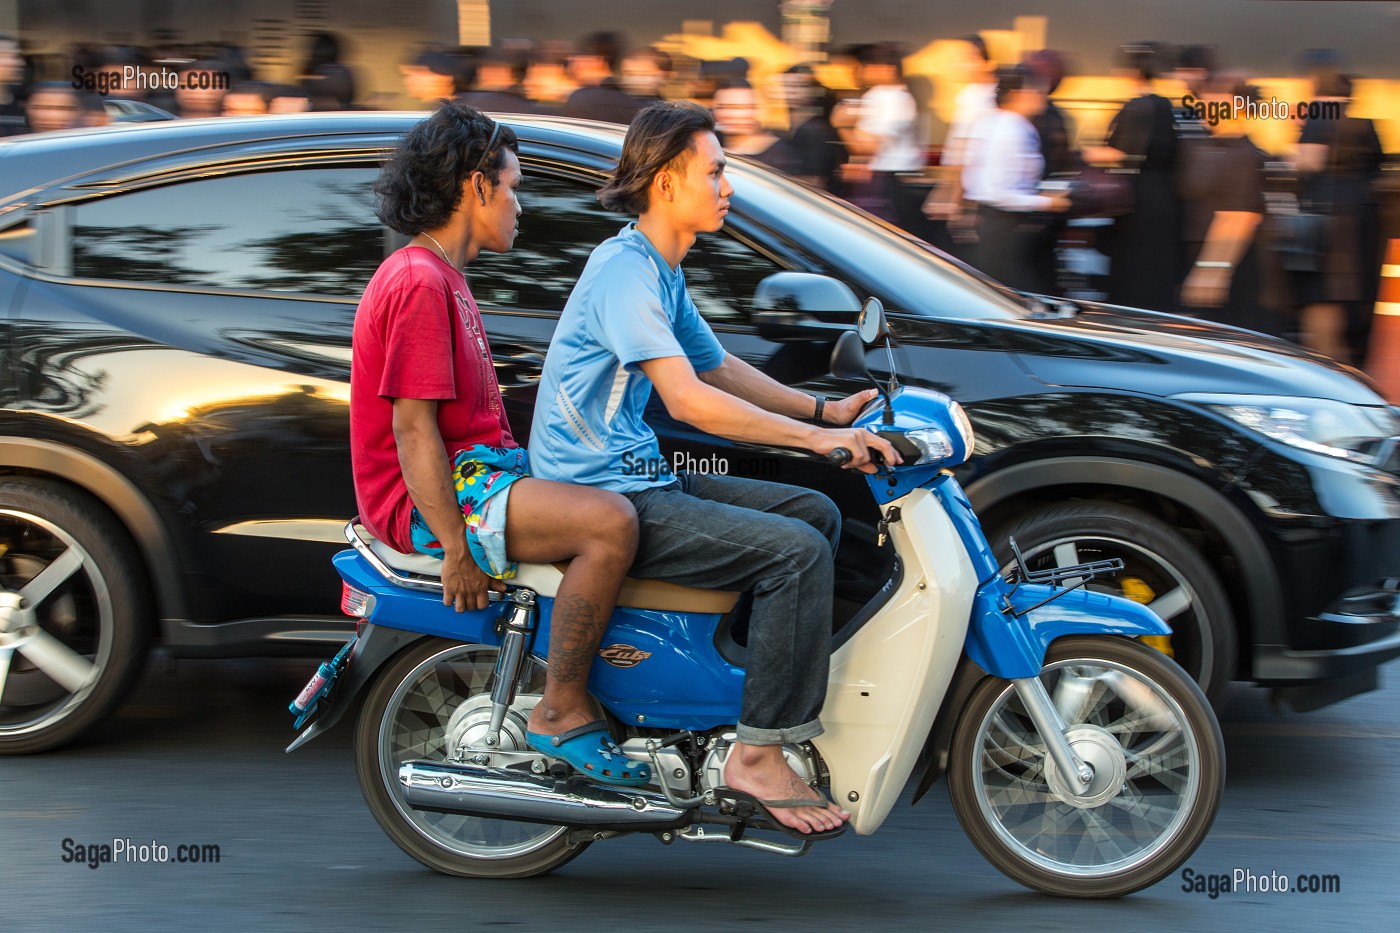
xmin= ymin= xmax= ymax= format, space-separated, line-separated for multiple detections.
xmin=548 ymin=594 xmax=602 ymax=684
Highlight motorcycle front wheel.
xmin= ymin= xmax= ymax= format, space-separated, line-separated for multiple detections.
xmin=947 ymin=636 xmax=1224 ymax=898
xmin=354 ymin=638 xmax=587 ymax=878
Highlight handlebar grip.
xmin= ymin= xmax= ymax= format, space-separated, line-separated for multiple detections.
xmin=827 ymin=447 xmax=853 ymax=466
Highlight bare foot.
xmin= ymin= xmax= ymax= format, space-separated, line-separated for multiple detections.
xmin=525 ymin=704 xmax=597 ymax=738
xmin=722 ymin=741 xmax=849 ymax=835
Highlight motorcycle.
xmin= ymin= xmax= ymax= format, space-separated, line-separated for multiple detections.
xmin=288 ymin=291 xmax=1224 ymax=897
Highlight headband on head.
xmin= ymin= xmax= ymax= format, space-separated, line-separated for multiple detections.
xmin=473 ymin=120 xmax=502 ymax=176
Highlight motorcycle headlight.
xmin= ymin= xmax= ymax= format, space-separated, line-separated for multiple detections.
xmin=950 ymin=401 xmax=976 ymax=454
xmin=905 ymin=427 xmax=955 ymax=465
xmin=1176 ymin=394 xmax=1400 ymax=467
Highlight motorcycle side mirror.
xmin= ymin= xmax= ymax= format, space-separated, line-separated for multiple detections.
xmin=857 ymin=296 xmax=891 ymax=345
xmin=830 ymin=331 xmax=872 ymax=382
xmin=831 ymin=330 xmax=896 ymax=426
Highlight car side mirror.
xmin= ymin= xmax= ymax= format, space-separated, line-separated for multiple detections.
xmin=753 ymin=272 xmax=861 ymax=343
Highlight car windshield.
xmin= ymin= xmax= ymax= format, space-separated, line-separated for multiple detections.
xmin=726 ymin=159 xmax=1031 ymax=321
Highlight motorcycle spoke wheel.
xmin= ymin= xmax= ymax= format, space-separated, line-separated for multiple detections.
xmin=355 ymin=639 xmax=586 ymax=878
xmin=948 ymin=637 xmax=1224 ymax=898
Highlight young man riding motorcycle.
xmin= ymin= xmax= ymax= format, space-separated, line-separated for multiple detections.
xmin=529 ymin=101 xmax=902 ymax=835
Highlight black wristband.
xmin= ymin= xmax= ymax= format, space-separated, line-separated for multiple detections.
xmin=813 ymin=396 xmax=826 ymax=423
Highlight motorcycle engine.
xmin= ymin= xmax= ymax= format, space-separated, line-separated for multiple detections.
xmin=698 ymin=733 xmax=822 ymax=795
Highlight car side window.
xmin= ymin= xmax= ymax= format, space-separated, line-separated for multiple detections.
xmin=684 ymin=231 xmax=785 ymax=327
xmin=68 ymin=168 xmax=382 ymax=297
xmin=468 ymin=172 xmax=784 ymax=322
xmin=467 ymin=173 xmax=623 ymax=311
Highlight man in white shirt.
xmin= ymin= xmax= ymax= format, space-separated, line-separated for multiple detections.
xmin=924 ymin=35 xmax=1002 ymax=250
xmin=842 ymin=43 xmax=925 ymax=227
xmin=962 ymin=66 xmax=1069 ymax=290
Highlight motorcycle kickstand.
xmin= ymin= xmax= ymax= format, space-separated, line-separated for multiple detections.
xmin=483 ymin=588 xmax=538 ymax=748
xmin=1011 ymin=676 xmax=1095 ymax=791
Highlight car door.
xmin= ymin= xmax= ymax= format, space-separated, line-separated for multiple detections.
xmin=13 ymin=163 xmax=384 ymax=621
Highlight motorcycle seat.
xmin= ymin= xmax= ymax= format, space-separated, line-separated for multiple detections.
xmin=352 ymin=524 xmax=740 ymax=615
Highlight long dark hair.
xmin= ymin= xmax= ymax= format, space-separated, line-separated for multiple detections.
xmin=598 ymin=100 xmax=715 ymax=215
xmin=374 ymin=101 xmax=518 ymax=236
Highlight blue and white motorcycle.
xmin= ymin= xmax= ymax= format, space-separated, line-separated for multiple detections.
xmin=288 ymin=293 xmax=1224 ymax=898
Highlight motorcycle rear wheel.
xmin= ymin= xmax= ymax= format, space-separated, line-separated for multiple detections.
xmin=354 ymin=638 xmax=587 ymax=878
xmin=947 ymin=636 xmax=1224 ymax=898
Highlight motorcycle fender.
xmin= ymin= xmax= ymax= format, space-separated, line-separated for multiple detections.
xmin=285 ymin=624 xmax=429 ymax=752
xmin=965 ymin=582 xmax=1171 ymax=681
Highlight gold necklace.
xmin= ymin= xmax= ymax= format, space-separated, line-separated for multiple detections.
xmin=420 ymin=231 xmax=459 ymax=270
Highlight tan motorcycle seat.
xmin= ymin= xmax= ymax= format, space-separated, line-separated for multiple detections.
xmin=353 ymin=524 xmax=740 ymax=615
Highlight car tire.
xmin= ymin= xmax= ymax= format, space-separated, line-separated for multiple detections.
xmin=0 ymin=478 xmax=152 ymax=754
xmin=991 ymin=501 xmax=1236 ymax=709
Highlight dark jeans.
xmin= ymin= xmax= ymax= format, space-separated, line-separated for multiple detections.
xmin=623 ymin=472 xmax=840 ymax=746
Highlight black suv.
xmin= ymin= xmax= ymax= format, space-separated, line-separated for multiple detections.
xmin=1 ymin=113 xmax=1397 ymax=752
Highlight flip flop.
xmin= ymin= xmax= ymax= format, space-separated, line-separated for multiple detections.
xmin=713 ymin=787 xmax=849 ymax=841
xmin=525 ymin=720 xmax=653 ymax=787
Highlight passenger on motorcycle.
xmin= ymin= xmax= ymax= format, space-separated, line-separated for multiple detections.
xmin=529 ymin=101 xmax=901 ymax=834
xmin=350 ymin=101 xmax=654 ymax=786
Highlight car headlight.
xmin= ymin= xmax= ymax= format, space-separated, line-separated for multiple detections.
xmin=1176 ymin=394 xmax=1400 ymax=466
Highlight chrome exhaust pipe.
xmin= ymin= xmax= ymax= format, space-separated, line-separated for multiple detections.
xmin=399 ymin=760 xmax=692 ymax=830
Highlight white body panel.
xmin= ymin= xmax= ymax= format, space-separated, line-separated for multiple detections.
xmin=812 ymin=486 xmax=977 ymax=835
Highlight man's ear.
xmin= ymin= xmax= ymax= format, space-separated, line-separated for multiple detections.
xmin=652 ymin=168 xmax=675 ymax=204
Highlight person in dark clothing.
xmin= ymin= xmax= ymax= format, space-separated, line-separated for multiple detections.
xmin=562 ymin=32 xmax=643 ymax=125
xmin=299 ymin=32 xmax=356 ymax=111
xmin=711 ymin=79 xmax=800 ymax=175
xmin=1292 ymin=72 xmax=1383 ymax=363
xmin=1083 ymin=43 xmax=1181 ymax=311
xmin=401 ymin=47 xmax=474 ymax=108
xmin=1178 ymin=81 xmax=1278 ymax=336
xmin=782 ymin=65 xmax=848 ymax=193
xmin=457 ymin=53 xmax=540 ymax=115
xmin=1024 ymin=50 xmax=1077 ymax=295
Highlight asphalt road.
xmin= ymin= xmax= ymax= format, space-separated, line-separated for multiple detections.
xmin=4 ymin=655 xmax=1398 ymax=931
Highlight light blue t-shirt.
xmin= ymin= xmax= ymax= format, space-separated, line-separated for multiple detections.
xmin=529 ymin=223 xmax=727 ymax=492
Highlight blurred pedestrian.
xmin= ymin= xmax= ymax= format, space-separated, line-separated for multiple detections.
xmin=843 ymin=42 xmax=925 ymax=228
xmin=24 ymin=82 xmax=106 ymax=133
xmin=712 ymin=79 xmax=799 ymax=174
xmin=1170 ymin=45 xmax=1217 ymax=142
xmin=782 ymin=65 xmax=848 ymax=192
xmin=0 ymin=34 xmax=25 ymax=136
xmin=1291 ymin=72 xmax=1383 ymax=362
xmin=522 ymin=46 xmax=576 ymax=111
xmin=963 ymin=66 xmax=1071 ymax=290
xmin=562 ymin=32 xmax=642 ymax=125
xmin=400 ymin=47 xmax=473 ymax=108
xmin=173 ymin=58 xmax=229 ymax=118
xmin=620 ymin=47 xmax=672 ymax=105
xmin=1178 ymin=80 xmax=1277 ymax=335
xmin=457 ymin=52 xmax=540 ymax=115
xmin=1083 ymin=42 xmax=1181 ymax=311
xmin=1023 ymin=50 xmax=1077 ymax=295
xmin=923 ymin=35 xmax=998 ymax=253
xmin=299 ymin=32 xmax=356 ymax=111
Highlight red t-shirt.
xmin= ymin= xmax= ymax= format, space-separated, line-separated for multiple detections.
xmin=350 ymin=246 xmax=516 ymax=552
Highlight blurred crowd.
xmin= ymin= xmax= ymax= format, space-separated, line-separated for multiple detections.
xmin=0 ymin=30 xmax=1391 ymax=364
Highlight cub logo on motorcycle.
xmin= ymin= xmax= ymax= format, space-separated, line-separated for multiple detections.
xmin=598 ymin=644 xmax=652 ymax=668
xmin=290 ymin=301 xmax=1225 ymax=899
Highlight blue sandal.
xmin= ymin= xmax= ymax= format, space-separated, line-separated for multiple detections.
xmin=525 ymin=720 xmax=652 ymax=787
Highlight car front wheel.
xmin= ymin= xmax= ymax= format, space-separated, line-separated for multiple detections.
xmin=0 ymin=478 xmax=152 ymax=753
xmin=991 ymin=501 xmax=1237 ymax=709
